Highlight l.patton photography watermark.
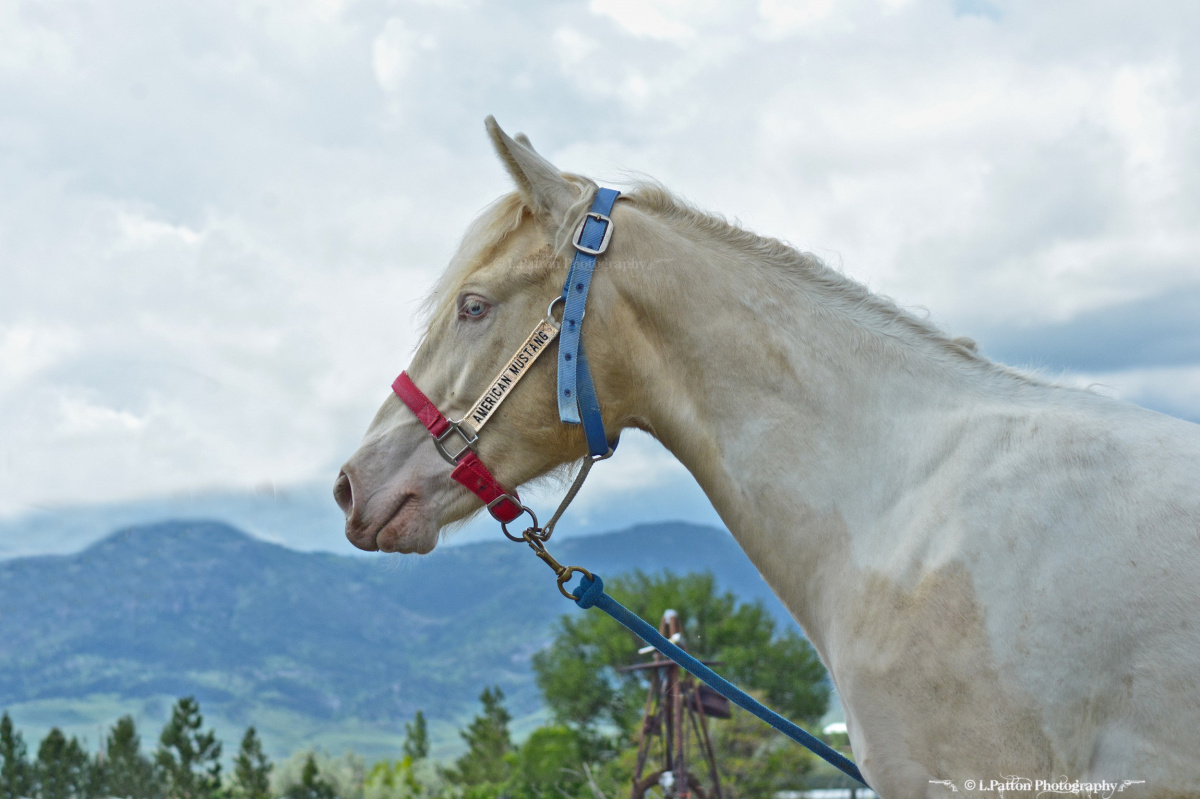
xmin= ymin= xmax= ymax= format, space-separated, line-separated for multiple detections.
xmin=928 ymin=776 xmax=1147 ymax=797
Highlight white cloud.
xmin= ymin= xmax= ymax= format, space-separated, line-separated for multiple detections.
xmin=115 ymin=210 xmax=203 ymax=248
xmin=2 ymin=0 xmax=1200 ymax=543
xmin=757 ymin=0 xmax=835 ymax=36
xmin=589 ymin=0 xmax=697 ymax=42
xmin=56 ymin=396 xmax=147 ymax=436
xmin=552 ymin=27 xmax=598 ymax=70
xmin=0 ymin=3 xmax=73 ymax=75
xmin=0 ymin=324 xmax=78 ymax=391
xmin=372 ymin=17 xmax=420 ymax=93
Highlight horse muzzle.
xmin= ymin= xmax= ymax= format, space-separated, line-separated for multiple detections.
xmin=335 ymin=437 xmax=448 ymax=554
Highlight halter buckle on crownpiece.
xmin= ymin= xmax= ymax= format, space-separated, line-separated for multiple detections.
xmin=571 ymin=212 xmax=614 ymax=256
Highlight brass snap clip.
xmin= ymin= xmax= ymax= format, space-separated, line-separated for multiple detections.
xmin=522 ymin=528 xmax=593 ymax=600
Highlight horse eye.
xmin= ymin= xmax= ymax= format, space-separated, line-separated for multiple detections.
xmin=459 ymin=297 xmax=491 ymax=320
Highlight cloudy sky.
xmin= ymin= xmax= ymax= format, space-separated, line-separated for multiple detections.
xmin=3 ymin=0 xmax=1199 ymax=554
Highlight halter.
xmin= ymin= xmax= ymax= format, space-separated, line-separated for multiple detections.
xmin=392 ymin=187 xmax=621 ymax=536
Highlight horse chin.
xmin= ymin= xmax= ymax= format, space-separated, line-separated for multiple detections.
xmin=374 ymin=498 xmax=440 ymax=555
xmin=341 ymin=490 xmax=439 ymax=555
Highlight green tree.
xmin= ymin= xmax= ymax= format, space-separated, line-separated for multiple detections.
xmin=441 ymin=687 xmax=513 ymax=792
xmin=363 ymin=756 xmax=447 ymax=799
xmin=530 ymin=570 xmax=832 ymax=797
xmin=364 ymin=715 xmax=447 ymax=799
xmin=100 ymin=716 xmax=157 ymax=799
xmin=363 ymin=760 xmax=412 ymax=799
xmin=230 ymin=728 xmax=271 ymax=799
xmin=533 ymin=570 xmax=830 ymax=740
xmin=155 ymin=698 xmax=222 ymax=799
xmin=283 ymin=755 xmax=336 ymax=799
xmin=711 ymin=698 xmax=816 ymax=798
xmin=0 ymin=713 xmax=32 ymax=799
xmin=400 ymin=713 xmax=427 ymax=763
xmin=275 ymin=751 xmax=361 ymax=799
xmin=507 ymin=726 xmax=587 ymax=799
xmin=33 ymin=728 xmax=90 ymax=799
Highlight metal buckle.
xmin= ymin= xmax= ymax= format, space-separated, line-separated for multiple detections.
xmin=489 ymin=496 xmax=537 ymax=541
xmin=571 ymin=212 xmax=613 ymax=256
xmin=433 ymin=422 xmax=478 ymax=466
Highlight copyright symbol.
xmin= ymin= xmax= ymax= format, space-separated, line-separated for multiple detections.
xmin=965 ymin=780 xmax=976 ymax=790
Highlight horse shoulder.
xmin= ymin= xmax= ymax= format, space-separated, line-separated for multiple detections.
xmin=830 ymin=395 xmax=1200 ymax=792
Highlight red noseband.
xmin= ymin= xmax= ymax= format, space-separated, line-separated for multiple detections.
xmin=391 ymin=371 xmax=524 ymax=524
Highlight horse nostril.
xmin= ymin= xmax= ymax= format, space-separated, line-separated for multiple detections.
xmin=333 ymin=470 xmax=354 ymax=517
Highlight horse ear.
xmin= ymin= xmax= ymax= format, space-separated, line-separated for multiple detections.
xmin=514 ymin=133 xmax=534 ymax=150
xmin=485 ymin=116 xmax=576 ymax=222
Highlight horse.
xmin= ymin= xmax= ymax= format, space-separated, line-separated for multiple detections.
xmin=334 ymin=118 xmax=1200 ymax=798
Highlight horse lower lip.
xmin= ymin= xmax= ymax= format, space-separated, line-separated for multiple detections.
xmin=376 ymin=494 xmax=415 ymax=542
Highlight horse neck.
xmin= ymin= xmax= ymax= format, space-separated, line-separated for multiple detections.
xmin=608 ymin=212 xmax=1021 ymax=640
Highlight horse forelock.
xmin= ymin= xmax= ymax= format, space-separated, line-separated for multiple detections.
xmin=418 ymin=192 xmax=528 ymax=329
xmin=418 ymin=175 xmax=597 ymax=331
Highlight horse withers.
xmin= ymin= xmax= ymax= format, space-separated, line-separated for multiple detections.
xmin=334 ymin=118 xmax=1200 ymax=798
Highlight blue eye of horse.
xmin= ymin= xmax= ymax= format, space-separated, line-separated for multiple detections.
xmin=462 ymin=299 xmax=488 ymax=318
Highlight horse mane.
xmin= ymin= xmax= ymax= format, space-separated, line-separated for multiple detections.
xmin=624 ymin=181 xmax=1039 ymax=382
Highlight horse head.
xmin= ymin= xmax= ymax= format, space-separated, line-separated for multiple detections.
xmin=334 ymin=118 xmax=645 ymax=554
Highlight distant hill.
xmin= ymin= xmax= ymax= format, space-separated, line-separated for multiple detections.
xmin=0 ymin=520 xmax=805 ymax=761
xmin=0 ymin=441 xmax=724 ymax=562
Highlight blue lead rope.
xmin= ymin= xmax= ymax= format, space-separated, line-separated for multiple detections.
xmin=571 ymin=573 xmax=870 ymax=788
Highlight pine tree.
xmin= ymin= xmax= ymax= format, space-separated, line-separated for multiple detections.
xmin=0 ymin=713 xmax=32 ymax=799
xmin=155 ymin=698 xmax=221 ymax=799
xmin=443 ymin=687 xmax=512 ymax=788
xmin=33 ymin=729 xmax=90 ymax=799
xmin=401 ymin=713 xmax=428 ymax=763
xmin=283 ymin=755 xmax=336 ymax=799
xmin=230 ymin=728 xmax=271 ymax=799
xmin=100 ymin=716 xmax=156 ymax=799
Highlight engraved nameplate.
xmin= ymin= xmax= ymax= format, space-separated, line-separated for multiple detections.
xmin=463 ymin=318 xmax=560 ymax=432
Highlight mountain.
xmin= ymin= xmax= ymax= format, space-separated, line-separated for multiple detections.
xmin=0 ymin=435 xmax=724 ymax=562
xmin=0 ymin=520 xmax=803 ymax=761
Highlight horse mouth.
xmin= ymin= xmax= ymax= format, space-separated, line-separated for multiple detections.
xmin=352 ymin=493 xmax=437 ymax=555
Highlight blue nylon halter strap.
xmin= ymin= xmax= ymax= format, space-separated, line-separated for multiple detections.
xmin=557 ymin=187 xmax=621 ymax=458
xmin=571 ymin=573 xmax=870 ymax=789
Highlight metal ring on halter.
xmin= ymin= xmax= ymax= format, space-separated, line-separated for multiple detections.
xmin=557 ymin=566 xmax=594 ymax=600
xmin=586 ymin=433 xmax=620 ymax=462
xmin=547 ymin=294 xmax=582 ymax=328
xmin=487 ymin=495 xmax=538 ymax=542
xmin=591 ymin=441 xmax=618 ymax=461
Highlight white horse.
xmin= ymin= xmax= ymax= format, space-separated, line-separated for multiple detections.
xmin=335 ymin=118 xmax=1200 ymax=798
